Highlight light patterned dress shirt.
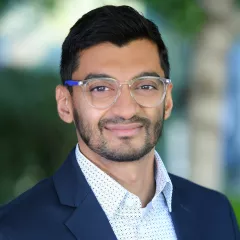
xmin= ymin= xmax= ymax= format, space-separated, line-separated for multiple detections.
xmin=75 ymin=145 xmax=177 ymax=240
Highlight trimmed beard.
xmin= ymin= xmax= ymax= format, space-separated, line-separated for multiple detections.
xmin=73 ymin=107 xmax=164 ymax=162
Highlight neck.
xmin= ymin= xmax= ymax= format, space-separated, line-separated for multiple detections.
xmin=107 ymin=152 xmax=156 ymax=207
xmin=78 ymin=142 xmax=156 ymax=208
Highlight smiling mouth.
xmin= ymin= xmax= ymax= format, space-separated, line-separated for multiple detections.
xmin=104 ymin=123 xmax=143 ymax=137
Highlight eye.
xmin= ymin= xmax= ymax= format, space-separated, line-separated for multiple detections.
xmin=139 ymin=85 xmax=156 ymax=90
xmin=132 ymin=78 xmax=160 ymax=91
xmin=90 ymin=86 xmax=110 ymax=92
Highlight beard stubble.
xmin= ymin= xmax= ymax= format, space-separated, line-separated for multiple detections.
xmin=73 ymin=107 xmax=165 ymax=162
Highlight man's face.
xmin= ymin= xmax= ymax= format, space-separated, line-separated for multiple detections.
xmin=58 ymin=39 xmax=173 ymax=162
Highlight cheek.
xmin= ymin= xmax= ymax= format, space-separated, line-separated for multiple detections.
xmin=73 ymin=97 xmax=106 ymax=129
xmin=143 ymin=106 xmax=164 ymax=124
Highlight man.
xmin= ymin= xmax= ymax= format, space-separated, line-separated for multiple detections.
xmin=0 ymin=5 xmax=239 ymax=240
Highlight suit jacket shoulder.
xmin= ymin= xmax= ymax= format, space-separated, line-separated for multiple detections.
xmin=170 ymin=173 xmax=228 ymax=200
xmin=169 ymin=173 xmax=240 ymax=239
xmin=0 ymin=177 xmax=75 ymax=240
xmin=0 ymin=149 xmax=115 ymax=240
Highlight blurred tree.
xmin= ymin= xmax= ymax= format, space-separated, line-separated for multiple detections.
xmin=0 ymin=0 xmax=56 ymax=15
xmin=0 ymin=69 xmax=76 ymax=203
xmin=141 ymin=0 xmax=206 ymax=35
xmin=188 ymin=0 xmax=236 ymax=190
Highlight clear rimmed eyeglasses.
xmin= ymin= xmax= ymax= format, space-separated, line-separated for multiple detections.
xmin=64 ymin=76 xmax=171 ymax=109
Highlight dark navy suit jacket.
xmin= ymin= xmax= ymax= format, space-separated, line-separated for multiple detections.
xmin=0 ymin=149 xmax=239 ymax=240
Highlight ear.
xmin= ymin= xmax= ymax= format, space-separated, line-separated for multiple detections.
xmin=164 ymin=83 xmax=173 ymax=120
xmin=55 ymin=85 xmax=73 ymax=123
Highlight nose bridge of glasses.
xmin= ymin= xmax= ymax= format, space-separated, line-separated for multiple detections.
xmin=115 ymin=81 xmax=136 ymax=103
xmin=118 ymin=81 xmax=132 ymax=87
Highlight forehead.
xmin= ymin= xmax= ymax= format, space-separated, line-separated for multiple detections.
xmin=72 ymin=39 xmax=165 ymax=80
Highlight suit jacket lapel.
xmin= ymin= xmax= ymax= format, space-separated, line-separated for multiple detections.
xmin=53 ymin=149 xmax=117 ymax=240
xmin=170 ymin=174 xmax=198 ymax=240
xmin=65 ymin=192 xmax=117 ymax=240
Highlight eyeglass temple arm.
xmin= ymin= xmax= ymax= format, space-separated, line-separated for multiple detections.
xmin=64 ymin=80 xmax=83 ymax=86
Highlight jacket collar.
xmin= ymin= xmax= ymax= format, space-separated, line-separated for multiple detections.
xmin=169 ymin=174 xmax=198 ymax=240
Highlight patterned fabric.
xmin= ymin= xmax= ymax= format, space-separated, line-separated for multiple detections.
xmin=75 ymin=145 xmax=177 ymax=240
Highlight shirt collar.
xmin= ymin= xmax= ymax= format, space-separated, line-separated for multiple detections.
xmin=75 ymin=144 xmax=173 ymax=218
xmin=154 ymin=151 xmax=173 ymax=212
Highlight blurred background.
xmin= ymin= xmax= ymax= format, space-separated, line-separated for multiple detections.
xmin=0 ymin=0 xmax=240 ymax=224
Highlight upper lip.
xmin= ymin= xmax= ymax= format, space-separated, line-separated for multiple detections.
xmin=104 ymin=123 xmax=143 ymax=130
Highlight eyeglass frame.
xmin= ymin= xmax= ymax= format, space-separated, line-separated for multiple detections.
xmin=64 ymin=76 xmax=172 ymax=109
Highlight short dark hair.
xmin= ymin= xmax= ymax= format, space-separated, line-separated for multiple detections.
xmin=60 ymin=5 xmax=170 ymax=85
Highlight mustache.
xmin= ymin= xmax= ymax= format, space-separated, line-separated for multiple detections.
xmin=98 ymin=115 xmax=151 ymax=130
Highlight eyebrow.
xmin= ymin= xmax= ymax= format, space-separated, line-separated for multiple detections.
xmin=134 ymin=71 xmax=161 ymax=78
xmin=83 ymin=71 xmax=162 ymax=80
xmin=83 ymin=73 xmax=113 ymax=80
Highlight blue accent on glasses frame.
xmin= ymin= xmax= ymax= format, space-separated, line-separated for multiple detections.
xmin=64 ymin=80 xmax=82 ymax=86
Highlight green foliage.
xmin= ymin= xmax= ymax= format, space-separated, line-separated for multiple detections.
xmin=141 ymin=0 xmax=206 ymax=35
xmin=0 ymin=0 xmax=57 ymax=15
xmin=230 ymin=197 xmax=240 ymax=226
xmin=1 ymin=0 xmax=204 ymax=35
xmin=0 ymin=68 xmax=76 ymax=203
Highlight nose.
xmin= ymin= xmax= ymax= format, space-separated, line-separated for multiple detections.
xmin=110 ymin=84 xmax=139 ymax=120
